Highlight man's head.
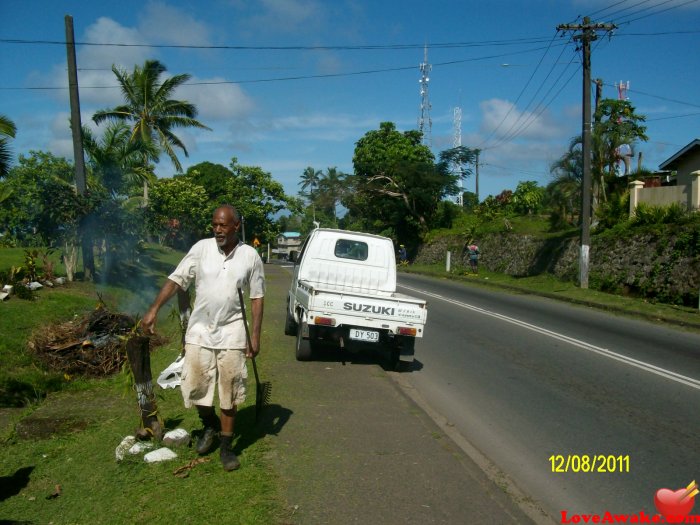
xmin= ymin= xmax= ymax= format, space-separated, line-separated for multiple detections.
xmin=212 ymin=205 xmax=241 ymax=253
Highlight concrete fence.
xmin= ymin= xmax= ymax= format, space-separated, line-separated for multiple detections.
xmin=629 ymin=170 xmax=700 ymax=216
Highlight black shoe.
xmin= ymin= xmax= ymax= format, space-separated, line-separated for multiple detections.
xmin=220 ymin=435 xmax=240 ymax=471
xmin=196 ymin=427 xmax=218 ymax=455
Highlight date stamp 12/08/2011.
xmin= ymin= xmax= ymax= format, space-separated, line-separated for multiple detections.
xmin=549 ymin=454 xmax=630 ymax=473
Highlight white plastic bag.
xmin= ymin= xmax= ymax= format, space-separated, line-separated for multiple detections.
xmin=157 ymin=354 xmax=184 ymax=389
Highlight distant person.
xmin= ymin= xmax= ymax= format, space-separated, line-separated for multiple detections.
xmin=398 ymin=245 xmax=408 ymax=265
xmin=141 ymin=205 xmax=265 ymax=472
xmin=468 ymin=244 xmax=480 ymax=274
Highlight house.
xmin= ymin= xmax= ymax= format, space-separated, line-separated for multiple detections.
xmin=629 ymin=139 xmax=700 ymax=215
xmin=274 ymin=231 xmax=303 ymax=259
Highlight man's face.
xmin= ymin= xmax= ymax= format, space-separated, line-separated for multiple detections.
xmin=211 ymin=209 xmax=240 ymax=251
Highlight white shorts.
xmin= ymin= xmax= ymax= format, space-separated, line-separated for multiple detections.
xmin=181 ymin=344 xmax=248 ymax=410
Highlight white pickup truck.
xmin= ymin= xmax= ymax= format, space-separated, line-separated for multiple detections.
xmin=285 ymin=228 xmax=428 ymax=368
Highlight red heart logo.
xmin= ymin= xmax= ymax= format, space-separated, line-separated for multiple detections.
xmin=654 ymin=487 xmax=695 ymax=519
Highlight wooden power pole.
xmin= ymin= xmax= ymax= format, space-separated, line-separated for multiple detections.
xmin=65 ymin=15 xmax=94 ymax=281
xmin=556 ymin=17 xmax=615 ymax=289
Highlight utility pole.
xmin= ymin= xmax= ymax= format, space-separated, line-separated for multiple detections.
xmin=475 ymin=149 xmax=480 ymax=203
xmin=65 ymin=15 xmax=94 ymax=281
xmin=557 ymin=17 xmax=616 ymax=289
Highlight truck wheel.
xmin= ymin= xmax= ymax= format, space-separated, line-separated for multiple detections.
xmin=284 ymin=299 xmax=298 ymax=336
xmin=390 ymin=336 xmax=415 ymax=371
xmin=295 ymin=326 xmax=313 ymax=361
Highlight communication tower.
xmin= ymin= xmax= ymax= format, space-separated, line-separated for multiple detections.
xmin=616 ymin=80 xmax=632 ymax=175
xmin=453 ymin=106 xmax=463 ymax=206
xmin=418 ymin=45 xmax=432 ymax=147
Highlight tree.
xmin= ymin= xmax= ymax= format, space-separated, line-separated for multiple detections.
xmin=82 ymin=122 xmax=156 ymax=199
xmin=315 ymin=167 xmax=346 ymax=224
xmin=437 ymin=146 xmax=478 ymax=185
xmin=147 ymin=177 xmax=210 ymax=248
xmin=92 ymin=59 xmax=211 ymax=202
xmin=548 ymin=136 xmax=583 ymax=226
xmin=352 ymin=122 xmax=437 ymax=231
xmin=511 ymin=181 xmax=544 ymax=215
xmin=0 ymin=151 xmax=76 ymax=243
xmin=183 ymin=159 xmax=302 ymax=243
xmin=299 ymin=166 xmax=322 ymax=198
xmin=592 ymin=99 xmax=647 ymax=203
xmin=0 ymin=115 xmax=17 ymax=179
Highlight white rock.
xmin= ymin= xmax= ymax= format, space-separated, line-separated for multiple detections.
xmin=163 ymin=428 xmax=190 ymax=447
xmin=115 ymin=436 xmax=137 ymax=461
xmin=27 ymin=281 xmax=43 ymax=290
xmin=2 ymin=285 xmax=12 ymax=293
xmin=0 ymin=292 xmax=8 ymax=302
xmin=54 ymin=277 xmax=66 ymax=285
xmin=128 ymin=441 xmax=154 ymax=455
xmin=144 ymin=447 xmax=177 ymax=463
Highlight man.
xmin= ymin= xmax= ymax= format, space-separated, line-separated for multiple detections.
xmin=468 ymin=243 xmax=480 ymax=274
xmin=141 ymin=205 xmax=265 ymax=471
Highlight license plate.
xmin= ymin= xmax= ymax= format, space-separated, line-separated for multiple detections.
xmin=349 ymin=329 xmax=379 ymax=342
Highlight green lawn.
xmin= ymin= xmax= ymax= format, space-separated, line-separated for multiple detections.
xmin=0 ymin=244 xmax=287 ymax=524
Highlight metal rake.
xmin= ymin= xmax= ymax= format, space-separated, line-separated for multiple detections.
xmin=237 ymin=288 xmax=271 ymax=421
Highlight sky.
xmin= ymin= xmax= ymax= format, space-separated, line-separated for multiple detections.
xmin=1 ymin=0 xmax=699 ymax=208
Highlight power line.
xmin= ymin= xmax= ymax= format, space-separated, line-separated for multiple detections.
xmin=477 ymin=31 xmax=560 ymax=149
xmin=612 ymin=0 xmax=700 ymax=24
xmin=0 ymin=36 xmax=561 ymax=51
xmin=0 ymin=42 xmax=567 ymax=91
xmin=646 ymin=111 xmax=700 ymax=121
xmin=602 ymin=82 xmax=700 ymax=109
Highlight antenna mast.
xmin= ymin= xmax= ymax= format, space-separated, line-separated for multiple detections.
xmin=453 ymin=106 xmax=463 ymax=205
xmin=418 ymin=45 xmax=432 ymax=147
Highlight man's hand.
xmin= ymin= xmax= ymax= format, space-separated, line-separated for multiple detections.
xmin=141 ymin=309 xmax=158 ymax=335
xmin=140 ymin=279 xmax=182 ymax=336
xmin=246 ymin=334 xmax=260 ymax=359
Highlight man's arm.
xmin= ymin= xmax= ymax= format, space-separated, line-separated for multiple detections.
xmin=141 ymin=279 xmax=182 ymax=335
xmin=248 ymin=297 xmax=264 ymax=357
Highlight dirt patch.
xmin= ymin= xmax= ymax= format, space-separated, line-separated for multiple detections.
xmin=11 ymin=389 xmax=130 ymax=441
xmin=14 ymin=416 xmax=89 ymax=440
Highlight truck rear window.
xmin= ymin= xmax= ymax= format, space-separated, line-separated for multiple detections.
xmin=334 ymin=239 xmax=368 ymax=261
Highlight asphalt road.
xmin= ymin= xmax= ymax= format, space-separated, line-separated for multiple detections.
xmin=395 ymin=272 xmax=700 ymax=520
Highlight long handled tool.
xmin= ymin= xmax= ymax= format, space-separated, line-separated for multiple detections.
xmin=237 ymin=287 xmax=271 ymax=421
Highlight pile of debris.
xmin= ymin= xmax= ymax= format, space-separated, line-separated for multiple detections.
xmin=28 ymin=306 xmax=159 ymax=377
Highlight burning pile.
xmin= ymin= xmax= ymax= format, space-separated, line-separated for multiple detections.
xmin=28 ymin=306 xmax=158 ymax=377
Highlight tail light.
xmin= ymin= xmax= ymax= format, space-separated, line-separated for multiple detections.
xmin=313 ymin=316 xmax=336 ymax=326
xmin=397 ymin=327 xmax=416 ymax=336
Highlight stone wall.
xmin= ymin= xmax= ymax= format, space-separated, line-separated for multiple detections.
xmin=414 ymin=225 xmax=700 ymax=305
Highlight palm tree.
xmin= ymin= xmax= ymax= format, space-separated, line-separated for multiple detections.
xmin=0 ymin=114 xmax=17 ymax=179
xmin=549 ymin=136 xmax=583 ymax=224
xmin=317 ymin=167 xmax=346 ymax=222
xmin=82 ymin=122 xmax=157 ymax=200
xmin=299 ymin=166 xmax=322 ymax=197
xmin=299 ymin=166 xmax=322 ymax=222
xmin=92 ymin=60 xmax=210 ymax=203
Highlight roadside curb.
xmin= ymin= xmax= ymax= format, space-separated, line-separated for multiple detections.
xmin=389 ymin=370 xmax=556 ymax=525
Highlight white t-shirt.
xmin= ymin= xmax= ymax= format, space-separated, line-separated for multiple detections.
xmin=168 ymin=239 xmax=265 ymax=349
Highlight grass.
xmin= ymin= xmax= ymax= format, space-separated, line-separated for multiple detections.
xmin=403 ymin=262 xmax=700 ymax=331
xmin=0 ymin=244 xmax=287 ymax=524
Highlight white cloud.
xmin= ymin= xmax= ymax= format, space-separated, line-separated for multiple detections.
xmin=177 ymin=79 xmax=255 ymax=121
xmin=479 ymin=98 xmax=561 ymax=141
xmin=138 ymin=1 xmax=213 ymax=46
xmin=48 ymin=112 xmax=75 ymax=160
xmin=236 ymin=0 xmax=324 ymax=34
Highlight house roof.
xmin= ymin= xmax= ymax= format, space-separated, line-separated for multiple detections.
xmin=659 ymin=138 xmax=700 ymax=171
